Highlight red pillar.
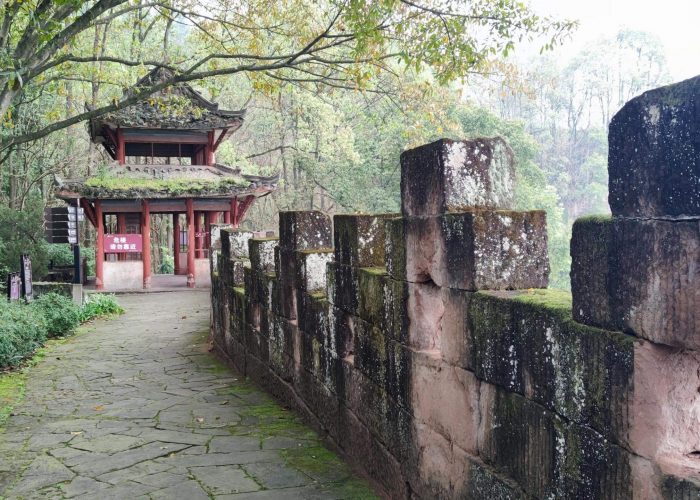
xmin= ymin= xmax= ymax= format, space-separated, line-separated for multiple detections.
xmin=206 ymin=131 xmax=215 ymax=166
xmin=223 ymin=210 xmax=231 ymax=224
xmin=194 ymin=210 xmax=202 ymax=259
xmin=186 ymin=199 xmax=196 ymax=288
xmin=95 ymin=200 xmax=104 ymax=290
xmin=230 ymin=198 xmax=239 ymax=227
xmin=173 ymin=213 xmax=181 ymax=275
xmin=142 ymin=200 xmax=151 ymax=289
xmin=117 ymin=213 xmax=126 ymax=261
xmin=201 ymin=212 xmax=213 ymax=257
xmin=116 ymin=127 xmax=125 ymax=165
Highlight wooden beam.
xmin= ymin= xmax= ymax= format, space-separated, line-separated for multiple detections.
xmin=235 ymin=195 xmax=256 ymax=226
xmin=80 ymin=198 xmax=97 ymax=227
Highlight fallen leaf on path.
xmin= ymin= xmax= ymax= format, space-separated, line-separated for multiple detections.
xmin=196 ymin=417 xmax=204 ymax=423
xmin=93 ymin=405 xmax=104 ymax=411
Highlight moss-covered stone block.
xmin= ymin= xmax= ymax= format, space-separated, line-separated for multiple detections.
xmin=405 ymin=210 xmax=549 ymax=290
xmin=385 ymin=216 xmax=407 ymax=281
xmin=572 ymin=216 xmax=699 ymax=349
xmin=279 ymin=210 xmax=332 ymax=251
xmin=470 ymin=289 xmax=634 ymax=442
xmin=32 ymin=281 xmax=72 ymax=299
xmin=354 ymin=318 xmax=389 ymax=389
xmin=344 ymin=365 xmax=414 ymax=463
xmin=221 ymin=228 xmax=255 ymax=259
xmin=357 ymin=267 xmax=389 ymax=326
xmin=662 ymin=474 xmax=700 ymax=499
xmin=608 ymin=75 xmax=700 ymax=218
xmin=334 ymin=214 xmax=397 ymax=268
xmin=479 ymin=385 xmax=631 ymax=499
xmin=295 ymin=249 xmax=334 ymax=292
xmin=230 ymin=258 xmax=248 ymax=286
xmin=401 ymin=137 xmax=515 ymax=217
xmin=466 ymin=458 xmax=527 ymax=500
xmin=248 ymin=237 xmax=278 ymax=274
xmin=327 ymin=262 xmax=359 ymax=315
xmin=570 ymin=215 xmax=614 ymax=328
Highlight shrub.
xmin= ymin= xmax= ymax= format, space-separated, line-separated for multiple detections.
xmin=79 ymin=294 xmax=123 ymax=322
xmin=31 ymin=293 xmax=81 ymax=338
xmin=47 ymin=244 xmax=74 ymax=267
xmin=0 ymin=300 xmax=47 ymax=369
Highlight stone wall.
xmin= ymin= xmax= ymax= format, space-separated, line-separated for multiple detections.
xmin=210 ymin=77 xmax=700 ymax=499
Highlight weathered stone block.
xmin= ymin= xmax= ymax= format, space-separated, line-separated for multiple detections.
xmin=401 ymin=137 xmax=515 ymax=216
xmin=334 ymin=214 xmax=396 ymax=268
xmin=344 ymin=365 xmax=413 ymax=462
xmin=628 ymin=340 xmax=700 ymax=462
xmin=470 ymin=289 xmax=634 ymax=441
xmin=466 ymin=458 xmax=527 ymax=500
xmin=572 ymin=216 xmax=699 ymax=348
xmin=210 ymin=223 xmax=233 ymax=251
xmin=570 ymin=215 xmax=614 ymax=328
xmin=221 ymin=228 xmax=255 ymax=259
xmin=385 ymin=217 xmax=407 ymax=281
xmin=609 ymin=76 xmax=700 ymax=217
xmin=357 ymin=267 xmax=389 ymax=326
xmin=248 ymin=237 xmax=278 ymax=274
xmin=230 ymin=258 xmax=248 ymax=286
xmin=410 ymin=350 xmax=480 ymax=455
xmin=405 ymin=210 xmax=549 ymax=290
xmin=327 ymin=262 xmax=359 ymax=315
xmin=279 ymin=211 xmax=332 ymax=251
xmin=479 ymin=385 xmax=631 ymax=499
xmin=295 ymin=249 xmax=334 ymax=292
xmin=613 ymin=218 xmax=699 ymax=348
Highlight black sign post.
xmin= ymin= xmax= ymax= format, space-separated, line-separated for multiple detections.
xmin=20 ymin=254 xmax=33 ymax=301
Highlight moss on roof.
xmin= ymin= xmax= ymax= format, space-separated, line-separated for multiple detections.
xmin=75 ymin=175 xmax=250 ymax=198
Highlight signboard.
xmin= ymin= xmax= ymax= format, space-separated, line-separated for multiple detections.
xmin=45 ymin=206 xmax=82 ymax=244
xmin=105 ymin=234 xmax=142 ymax=253
xmin=20 ymin=254 xmax=33 ymax=301
xmin=6 ymin=272 xmax=20 ymax=301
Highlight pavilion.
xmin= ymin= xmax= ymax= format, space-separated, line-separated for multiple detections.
xmin=55 ymin=68 xmax=277 ymax=290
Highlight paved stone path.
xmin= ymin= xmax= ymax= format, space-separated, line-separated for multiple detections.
xmin=0 ymin=291 xmax=376 ymax=499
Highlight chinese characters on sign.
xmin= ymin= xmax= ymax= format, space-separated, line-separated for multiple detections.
xmin=20 ymin=254 xmax=33 ymax=301
xmin=6 ymin=273 xmax=20 ymax=301
xmin=104 ymin=234 xmax=142 ymax=253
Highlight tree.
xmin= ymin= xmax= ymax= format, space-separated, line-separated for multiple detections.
xmin=0 ymin=0 xmax=574 ymax=156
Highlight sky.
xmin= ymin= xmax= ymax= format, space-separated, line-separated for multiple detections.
xmin=526 ymin=0 xmax=700 ymax=80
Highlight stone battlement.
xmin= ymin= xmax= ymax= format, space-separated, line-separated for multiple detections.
xmin=209 ymin=77 xmax=699 ymax=498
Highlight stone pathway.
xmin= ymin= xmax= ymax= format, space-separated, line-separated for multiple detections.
xmin=0 ymin=291 xmax=376 ymax=499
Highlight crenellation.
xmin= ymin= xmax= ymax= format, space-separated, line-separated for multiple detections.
xmin=210 ymin=79 xmax=700 ymax=499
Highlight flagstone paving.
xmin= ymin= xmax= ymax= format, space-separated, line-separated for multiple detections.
xmin=0 ymin=291 xmax=376 ymax=499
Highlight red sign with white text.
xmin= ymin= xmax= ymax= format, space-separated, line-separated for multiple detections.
xmin=105 ymin=234 xmax=142 ymax=253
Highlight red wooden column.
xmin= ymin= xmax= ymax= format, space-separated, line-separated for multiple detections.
xmin=116 ymin=127 xmax=125 ymax=165
xmin=186 ymin=199 xmax=196 ymax=288
xmin=142 ymin=200 xmax=151 ymax=289
xmin=206 ymin=131 xmax=215 ymax=166
xmin=194 ymin=211 xmax=203 ymax=258
xmin=117 ymin=214 xmax=126 ymax=261
xmin=223 ymin=210 xmax=231 ymax=224
xmin=95 ymin=200 xmax=104 ymax=290
xmin=173 ymin=213 xmax=181 ymax=275
xmin=230 ymin=198 xmax=239 ymax=228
